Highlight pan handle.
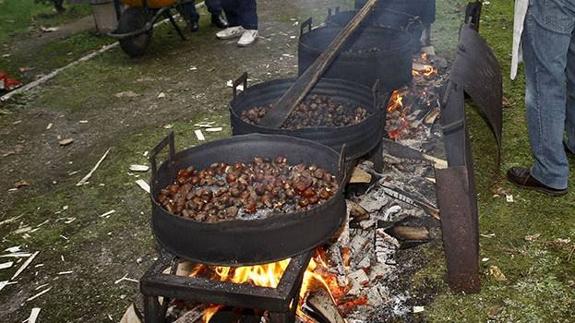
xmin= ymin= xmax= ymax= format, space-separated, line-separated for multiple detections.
xmin=300 ymin=17 xmax=313 ymax=36
xmin=149 ymin=131 xmax=175 ymax=181
xmin=337 ymin=144 xmax=348 ymax=185
xmin=232 ymin=72 xmax=248 ymax=99
xmin=372 ymin=79 xmax=390 ymax=111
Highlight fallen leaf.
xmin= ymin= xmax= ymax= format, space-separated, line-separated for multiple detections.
xmin=488 ymin=265 xmax=507 ymax=282
xmin=14 ymin=180 xmax=30 ymax=188
xmin=524 ymin=233 xmax=541 ymax=242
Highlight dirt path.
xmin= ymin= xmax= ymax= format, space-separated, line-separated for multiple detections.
xmin=12 ymin=15 xmax=96 ymax=53
xmin=0 ymin=1 xmax=352 ymax=321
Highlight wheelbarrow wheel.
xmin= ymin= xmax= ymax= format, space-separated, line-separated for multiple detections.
xmin=117 ymin=7 xmax=152 ymax=57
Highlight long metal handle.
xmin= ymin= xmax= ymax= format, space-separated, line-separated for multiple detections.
xmin=372 ymin=80 xmax=390 ymax=111
xmin=232 ymin=72 xmax=248 ymax=99
xmin=300 ymin=17 xmax=313 ymax=36
xmin=149 ymin=131 xmax=175 ymax=179
xmin=338 ymin=144 xmax=348 ymax=185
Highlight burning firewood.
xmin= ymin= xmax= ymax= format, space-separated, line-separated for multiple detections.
xmin=303 ymin=289 xmax=345 ymax=323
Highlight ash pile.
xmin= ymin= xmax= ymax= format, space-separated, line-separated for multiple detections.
xmin=305 ymin=52 xmax=449 ymax=322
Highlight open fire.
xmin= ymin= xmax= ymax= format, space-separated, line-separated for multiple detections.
xmin=191 ymin=250 xmax=351 ymax=322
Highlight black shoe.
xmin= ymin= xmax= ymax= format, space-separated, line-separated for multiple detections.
xmin=190 ymin=21 xmax=199 ymax=32
xmin=507 ymin=167 xmax=568 ymax=196
xmin=211 ymin=14 xmax=228 ymax=29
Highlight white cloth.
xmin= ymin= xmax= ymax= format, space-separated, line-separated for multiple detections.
xmin=511 ymin=0 xmax=529 ymax=80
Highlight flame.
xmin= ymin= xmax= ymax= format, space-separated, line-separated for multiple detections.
xmin=412 ymin=53 xmax=437 ymax=78
xmin=195 ymin=251 xmax=347 ymax=322
xmin=202 ymin=305 xmax=223 ymax=323
xmin=412 ymin=64 xmax=437 ymax=77
xmin=387 ymin=89 xmax=406 ymax=113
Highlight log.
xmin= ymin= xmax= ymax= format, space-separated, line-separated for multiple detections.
xmin=259 ymin=0 xmax=379 ymax=127
xmin=390 ymin=226 xmax=430 ymax=241
xmin=304 ymin=289 xmax=346 ymax=323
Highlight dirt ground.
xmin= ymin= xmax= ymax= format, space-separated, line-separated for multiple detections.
xmin=0 ymin=0 xmax=466 ymax=322
xmin=0 ymin=1 xmax=344 ymax=321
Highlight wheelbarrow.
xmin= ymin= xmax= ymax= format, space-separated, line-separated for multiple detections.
xmin=108 ymin=0 xmax=192 ymax=57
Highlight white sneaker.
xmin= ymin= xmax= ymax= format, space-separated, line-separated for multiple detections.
xmin=237 ymin=29 xmax=258 ymax=47
xmin=216 ymin=26 xmax=245 ymax=40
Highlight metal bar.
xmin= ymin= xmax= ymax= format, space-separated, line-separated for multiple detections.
xmin=164 ymin=9 xmax=186 ymax=41
xmin=113 ymin=0 xmax=122 ymax=21
xmin=140 ymin=252 xmax=312 ymax=313
xmin=435 ymin=166 xmax=480 ymax=293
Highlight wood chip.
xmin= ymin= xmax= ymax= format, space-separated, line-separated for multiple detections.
xmin=13 ymin=226 xmax=32 ymax=234
xmin=194 ymin=130 xmax=205 ymax=141
xmin=26 ymin=287 xmax=51 ymax=302
xmin=129 ymin=164 xmax=149 ymax=172
xmin=0 ymin=280 xmax=17 ymax=292
xmin=57 ymin=271 xmax=73 ymax=275
xmin=205 ymin=127 xmax=223 ymax=132
xmin=12 ymin=251 xmax=39 ymax=280
xmin=390 ymin=226 xmax=430 ymax=241
xmin=0 ymin=252 xmax=32 ymax=258
xmin=76 ymin=148 xmax=111 ymax=186
xmin=99 ymin=210 xmax=116 ymax=218
xmin=413 ymin=306 xmax=425 ymax=313
xmin=4 ymin=246 xmax=20 ymax=253
xmin=135 ymin=180 xmax=150 ymax=194
xmin=0 ymin=261 xmax=13 ymax=270
xmin=0 ymin=215 xmax=22 ymax=226
xmin=350 ymin=167 xmax=372 ymax=184
xmin=28 ymin=308 xmax=41 ymax=323
xmin=120 ymin=304 xmax=142 ymax=323
xmin=59 ymin=138 xmax=74 ymax=146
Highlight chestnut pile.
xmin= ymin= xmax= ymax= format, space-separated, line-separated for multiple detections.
xmin=157 ymin=156 xmax=339 ymax=223
xmin=240 ymin=95 xmax=369 ymax=129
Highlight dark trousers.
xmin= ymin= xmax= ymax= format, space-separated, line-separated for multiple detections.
xmin=181 ymin=0 xmax=222 ymax=23
xmin=220 ymin=0 xmax=258 ymax=30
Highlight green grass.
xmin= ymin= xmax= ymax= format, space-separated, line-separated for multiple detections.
xmin=0 ymin=0 xmax=91 ymax=43
xmin=422 ymin=1 xmax=575 ymax=321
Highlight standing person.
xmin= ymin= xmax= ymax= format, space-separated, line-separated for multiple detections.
xmin=216 ymin=0 xmax=258 ymax=47
xmin=180 ymin=0 xmax=228 ymax=32
xmin=507 ymin=0 xmax=575 ymax=196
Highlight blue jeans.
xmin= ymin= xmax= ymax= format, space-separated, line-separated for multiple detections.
xmin=182 ymin=0 xmax=222 ymax=23
xmin=220 ymin=0 xmax=258 ymax=30
xmin=523 ymin=0 xmax=575 ymax=189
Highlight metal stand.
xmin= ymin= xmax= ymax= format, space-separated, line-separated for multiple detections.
xmin=140 ymin=251 xmax=312 ymax=323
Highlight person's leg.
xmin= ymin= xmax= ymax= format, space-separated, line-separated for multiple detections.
xmin=565 ymin=29 xmax=575 ymax=153
xmin=180 ymin=1 xmax=199 ymax=23
xmin=206 ymin=0 xmax=228 ymax=28
xmin=238 ymin=0 xmax=258 ymax=30
xmin=522 ymin=0 xmax=575 ymax=189
xmin=205 ymin=0 xmax=222 ymax=16
xmin=220 ymin=0 xmax=240 ymax=27
xmin=216 ymin=0 xmax=244 ymax=39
